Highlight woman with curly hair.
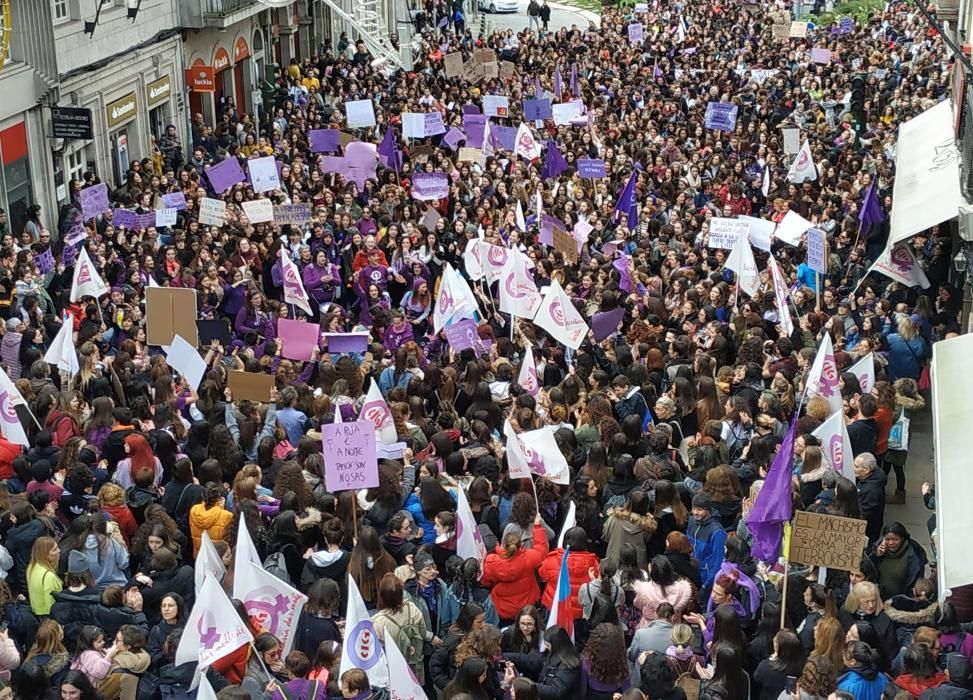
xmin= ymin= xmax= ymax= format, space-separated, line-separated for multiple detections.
xmin=205 ymin=424 xmax=246 ymax=482
xmin=502 ymin=492 xmax=554 ymax=549
xmin=271 ymin=462 xmax=313 ymax=512
xmin=454 ymin=624 xmax=503 ymax=700
xmin=579 ymin=622 xmax=631 ymax=699
xmin=97 ymin=482 xmax=137 ymax=546
xmin=130 ymin=504 xmax=187 ymax=566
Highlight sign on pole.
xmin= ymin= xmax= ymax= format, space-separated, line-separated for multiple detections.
xmin=788 ymin=511 xmax=868 ymax=571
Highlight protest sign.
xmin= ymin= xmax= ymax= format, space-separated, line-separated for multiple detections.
xmin=132 ymin=212 xmax=157 ymax=231
xmin=402 ymin=113 xmax=426 ymax=139
xmin=474 ymin=48 xmax=495 ymax=64
xmin=248 ymin=156 xmax=281 ymax=193
xmin=772 ymin=23 xmax=790 ymax=38
xmin=806 ymin=227 xmax=828 ymax=274
xmin=155 ymin=208 xmax=178 ymax=227
xmin=708 ymin=217 xmax=750 ymax=249
xmin=704 ymin=102 xmax=739 ymax=132
xmin=444 ymin=52 xmax=464 ymax=77
xmin=165 ymin=335 xmax=207 ymax=390
xmin=483 ymin=95 xmax=510 ymax=118
xmin=481 ymin=62 xmax=499 ymax=79
xmin=80 ymin=183 xmax=109 ymax=221
xmin=345 ymin=99 xmax=376 ymax=128
xmin=491 ymin=126 xmax=517 ymax=151
xmin=444 ymin=318 xmax=480 ymax=351
xmin=160 ymin=192 xmax=187 ymax=210
xmin=740 ymin=215 xmax=775 ymax=252
xmin=577 ymin=158 xmax=606 ymax=178
xmin=443 ymin=127 xmax=465 ymax=150
xmin=321 ymin=421 xmax=379 ymax=491
xmin=628 ymin=22 xmax=644 ymax=43
xmin=277 ymin=318 xmax=320 ymax=361
xmin=146 ymin=288 xmax=199 ymax=347
xmin=783 ymin=127 xmax=801 ymax=155
xmin=523 ymin=98 xmax=553 ymax=121
xmin=196 ymin=319 xmax=232 ymax=347
xmin=112 ymin=208 xmax=137 ymax=229
xmin=462 ymin=114 xmax=486 ymax=148
xmin=552 ymin=100 xmax=584 ymax=125
xmin=241 ymin=199 xmax=274 ymax=223
xmin=309 ymin=129 xmax=341 ymax=153
xmin=788 ymin=511 xmax=868 ymax=571
xmin=412 ymin=173 xmax=450 ymax=201
xmin=552 ymin=227 xmax=579 ymax=263
xmin=323 ymin=333 xmax=370 ymax=353
xmin=273 ymin=203 xmax=312 ymax=226
xmin=227 ymin=370 xmax=274 ymax=402
xmin=775 ymin=209 xmax=813 ymax=246
xmin=839 ymin=16 xmax=853 ymax=33
xmin=789 ymin=20 xmax=808 ymax=37
xmin=206 ymin=158 xmax=245 ymax=193
xmin=424 ymin=111 xmax=446 ymax=136
xmin=810 ymin=47 xmax=831 ymax=64
xmin=198 ymin=198 xmax=226 ymax=227
xmin=500 ymin=61 xmax=516 ymax=79
xmin=458 ymin=148 xmax=486 ymax=166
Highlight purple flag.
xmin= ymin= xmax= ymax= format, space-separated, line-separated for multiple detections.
xmin=523 ymin=98 xmax=553 ymax=121
xmin=591 ymin=308 xmax=625 ymax=342
xmin=309 ymin=129 xmax=341 ymax=153
xmin=746 ymin=417 xmax=797 ymax=562
xmin=653 ymin=57 xmax=662 ymax=79
xmin=613 ymin=253 xmax=631 ymax=293
xmin=378 ymin=127 xmax=401 ymax=171
xmin=553 ymin=65 xmax=563 ymax=99
xmin=613 ymin=171 xmax=638 ymax=230
xmin=859 ymin=178 xmax=884 ymax=230
xmin=570 ymin=63 xmax=579 ymax=96
xmin=534 ymin=77 xmax=542 ymax=97
xmin=206 ymin=157 xmax=245 ymax=194
xmin=542 ymin=142 xmax=569 ymax=180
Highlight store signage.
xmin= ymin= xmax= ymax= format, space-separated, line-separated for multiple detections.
xmin=106 ymin=93 xmax=137 ymax=129
xmin=186 ymin=65 xmax=215 ymax=93
xmin=51 ymin=106 xmax=94 ymax=140
xmin=146 ymin=75 xmax=171 ymax=106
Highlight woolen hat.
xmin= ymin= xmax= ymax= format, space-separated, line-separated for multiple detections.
xmin=67 ymin=550 xmax=90 ymax=575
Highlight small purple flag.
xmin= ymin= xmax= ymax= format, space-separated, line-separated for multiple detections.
xmin=591 ymin=308 xmax=625 ymax=342
xmin=542 ymin=142 xmax=569 ymax=180
xmin=613 ymin=171 xmax=638 ymax=230
xmin=438 ymin=15 xmax=448 ymax=28
xmin=653 ymin=57 xmax=662 ymax=79
xmin=859 ymin=178 xmax=884 ymax=230
xmin=553 ymin=65 xmax=563 ymax=100
xmin=378 ymin=127 xmax=401 ymax=171
xmin=746 ymin=416 xmax=798 ymax=562
xmin=613 ymin=253 xmax=631 ymax=293
xmin=33 ymin=248 xmax=55 ymax=275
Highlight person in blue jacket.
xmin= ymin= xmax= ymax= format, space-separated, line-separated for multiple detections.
xmin=686 ymin=493 xmax=727 ymax=593
xmin=838 ymin=640 xmax=893 ymax=700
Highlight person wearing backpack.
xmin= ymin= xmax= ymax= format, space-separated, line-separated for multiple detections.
xmin=373 ymin=572 xmax=428 ymax=684
xmin=270 ymin=650 xmax=328 ymax=700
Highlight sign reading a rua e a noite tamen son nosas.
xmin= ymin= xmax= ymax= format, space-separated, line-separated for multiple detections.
xmin=321 ymin=421 xmax=379 ymax=491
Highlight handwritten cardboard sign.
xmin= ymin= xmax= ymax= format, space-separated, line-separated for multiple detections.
xmin=788 ymin=511 xmax=868 ymax=571
xmin=552 ymin=227 xmax=579 ymax=263
xmin=321 ymin=421 xmax=379 ymax=491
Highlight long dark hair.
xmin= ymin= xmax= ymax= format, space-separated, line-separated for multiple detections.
xmin=544 ymin=626 xmax=580 ymax=669
xmin=419 ymin=477 xmax=455 ymax=521
xmin=709 ymin=646 xmax=749 ymax=699
xmin=582 ymin=623 xmax=629 ymax=684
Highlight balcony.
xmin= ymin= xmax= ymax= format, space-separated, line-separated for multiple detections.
xmin=199 ymin=0 xmax=274 ymax=28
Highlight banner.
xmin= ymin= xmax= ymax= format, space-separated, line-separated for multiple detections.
xmin=0 ymin=367 xmax=29 ymax=446
xmin=242 ymin=199 xmax=274 ymax=223
xmin=867 ymin=243 xmax=930 ymax=288
xmin=518 ymin=346 xmax=539 ymax=397
xmin=176 ymin=575 xmax=254 ymax=667
xmin=533 ymin=279 xmax=588 ymax=349
xmin=498 ymin=250 xmax=542 ymax=319
xmin=339 ymin=575 xmax=389 ymax=686
xmin=411 ymin=173 xmax=449 ymax=201
xmin=708 ymin=217 xmax=749 ymax=249
xmin=805 ymin=334 xmax=843 ymax=414
xmin=704 ymin=102 xmax=738 ymax=131
xmin=281 ymin=250 xmax=313 ymax=315
xmin=273 ymin=203 xmax=312 ymax=226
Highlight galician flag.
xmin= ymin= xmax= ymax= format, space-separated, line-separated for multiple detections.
xmin=176 ymin=574 xmax=254 ymax=667
xmin=281 ymin=248 xmax=313 ymax=315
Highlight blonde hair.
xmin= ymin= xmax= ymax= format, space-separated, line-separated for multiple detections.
xmin=844 ymin=581 xmax=883 ymax=614
xmin=97 ymin=482 xmax=126 ymax=507
xmin=897 ymin=315 xmax=917 ymax=341
xmin=671 ymin=623 xmax=693 ymax=647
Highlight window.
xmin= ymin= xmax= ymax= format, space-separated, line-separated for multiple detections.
xmin=66 ymin=147 xmax=85 ymax=185
xmin=52 ymin=0 xmax=69 ymax=22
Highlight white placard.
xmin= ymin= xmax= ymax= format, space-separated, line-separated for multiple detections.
xmin=774 ymin=209 xmax=813 ymax=246
xmin=740 ymin=215 xmax=775 ymax=252
xmin=402 ymin=113 xmax=425 ymax=139
xmin=482 ymin=95 xmax=510 ymax=118
xmin=248 ymin=156 xmax=280 ymax=194
xmin=345 ymin=99 xmax=376 ymax=128
xmin=165 ymin=334 xmax=207 ymax=390
xmin=242 ymin=199 xmax=274 ymax=223
xmin=783 ymin=128 xmax=801 ymax=155
xmin=806 ymin=227 xmax=828 ymax=274
xmin=708 ymin=217 xmax=750 ymax=249
xmin=155 ymin=208 xmax=178 ymax=227
xmin=198 ymin=197 xmax=226 ymax=227
xmin=789 ymin=20 xmax=808 ymax=37
xmin=552 ymin=100 xmax=584 ymax=126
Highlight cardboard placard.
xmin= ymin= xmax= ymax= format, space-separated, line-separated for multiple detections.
xmin=227 ymin=370 xmax=275 ymax=402
xmin=500 ymin=61 xmax=516 ymax=79
xmin=552 ymin=227 xmax=579 ymax=263
xmin=196 ymin=319 xmax=232 ymax=347
xmin=788 ymin=511 xmax=868 ymax=571
xmin=773 ymin=23 xmax=790 ymax=38
xmin=481 ymin=62 xmax=499 ymax=79
xmin=146 ymin=287 xmax=199 ymax=347
xmin=789 ymin=20 xmax=808 ymax=38
xmin=339 ymin=131 xmax=355 ymax=148
xmin=444 ymin=52 xmax=464 ymax=78
xmin=474 ymin=48 xmax=495 ymax=64
xmin=458 ymin=147 xmax=486 ymax=165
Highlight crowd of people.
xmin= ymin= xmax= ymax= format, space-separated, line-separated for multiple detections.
xmin=0 ymin=0 xmax=968 ymax=697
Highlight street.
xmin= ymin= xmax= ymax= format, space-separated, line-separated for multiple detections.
xmin=474 ymin=0 xmax=599 ymax=34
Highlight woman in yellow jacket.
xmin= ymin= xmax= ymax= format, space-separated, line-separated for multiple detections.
xmin=27 ymin=537 xmax=62 ymax=616
xmin=189 ymin=483 xmax=234 ymax=557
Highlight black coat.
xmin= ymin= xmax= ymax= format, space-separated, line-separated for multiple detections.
xmin=95 ymin=604 xmax=148 ymax=642
xmin=857 ymin=468 xmax=888 ymax=545
xmin=50 ymin=587 xmax=101 ymax=652
xmin=138 ymin=565 xmax=195 ymax=626
xmin=6 ymin=519 xmax=50 ymax=593
xmin=294 ymin=611 xmax=341 ymax=660
xmin=430 ymin=631 xmax=463 ymax=689
xmin=848 ymin=417 xmax=878 ymax=457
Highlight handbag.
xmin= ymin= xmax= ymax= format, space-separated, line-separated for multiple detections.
xmin=887 ymin=407 xmax=910 ymax=451
xmin=903 ymin=337 xmax=930 ymax=391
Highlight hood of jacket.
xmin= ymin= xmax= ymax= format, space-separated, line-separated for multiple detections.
xmin=896 ymin=393 xmax=925 ymax=411
xmin=296 ymin=507 xmax=322 ymax=531
xmin=191 ymin=503 xmax=228 ymax=529
xmin=689 ymin=514 xmax=723 ymax=541
xmin=800 ymin=464 xmax=830 ymax=483
xmin=608 ymin=508 xmax=657 ymax=535
xmin=115 ymin=649 xmax=151 ymax=674
xmin=885 ymin=597 xmax=939 ymax=625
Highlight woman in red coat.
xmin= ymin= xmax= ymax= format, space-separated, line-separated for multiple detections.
xmin=539 ymin=527 xmax=601 ymax=623
xmin=481 ymin=514 xmax=549 ymax=624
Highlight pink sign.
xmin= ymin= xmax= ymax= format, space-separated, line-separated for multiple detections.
xmin=321 ymin=421 xmax=379 ymax=491
xmin=277 ymin=318 xmax=319 ymax=361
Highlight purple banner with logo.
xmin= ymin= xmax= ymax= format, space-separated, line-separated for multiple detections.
xmin=577 ymin=158 xmax=606 ymax=178
xmin=112 ymin=208 xmax=137 ymax=229
xmin=309 ymin=129 xmax=341 ymax=153
xmin=412 ymin=173 xmax=450 ymax=201
xmin=523 ymin=98 xmax=553 ymax=121
xmin=206 ymin=157 xmax=245 ymax=194
xmin=445 ymin=318 xmax=480 ymax=351
xmin=80 ymin=183 xmax=109 ymax=221
xmin=704 ymin=102 xmax=739 ymax=132
xmin=161 ymin=192 xmax=187 ymax=211
xmin=443 ymin=127 xmax=465 ymax=150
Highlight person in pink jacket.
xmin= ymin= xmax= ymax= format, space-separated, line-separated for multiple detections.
xmin=633 ymin=554 xmax=693 ymax=628
xmin=0 ymin=627 xmax=19 ymax=681
xmin=69 ymin=625 xmax=116 ymax=686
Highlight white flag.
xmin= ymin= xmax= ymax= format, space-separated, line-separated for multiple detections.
xmin=518 ymin=346 xmax=540 ymax=397
xmin=482 ymin=120 xmax=495 ymax=158
xmin=482 ymin=243 xmax=510 ymax=284
xmin=761 ymin=164 xmax=771 ymax=197
xmin=805 ymin=333 xmax=843 ymax=414
xmin=43 ymin=312 xmax=79 ymax=378
xmin=767 ymin=258 xmax=794 ymax=338
xmin=676 ymin=17 xmax=686 ymax=42
xmin=147 ymin=275 xmax=160 ymax=288
xmin=533 ymin=279 xmax=589 ymax=350
xmin=176 ymin=574 xmax=253 ymax=667
xmin=433 ymin=264 xmax=478 ymax=333
xmin=359 ymin=381 xmax=398 ymax=444
xmin=519 ymin=426 xmax=571 ymax=485
xmin=725 ymin=232 xmax=760 ymax=297
xmin=235 ymin=561 xmax=307 ymax=654
xmin=281 ymin=249 xmax=313 ymax=315
xmin=455 ymin=484 xmax=488 ymax=569
xmin=385 ymin=628 xmax=428 ymax=699
xmin=504 ymin=420 xmax=532 ymax=480
xmin=463 ymin=240 xmax=485 ymax=281
xmin=195 ymin=675 xmax=219 ymax=700
xmin=557 ymin=500 xmax=576 ymax=548
xmin=848 ymin=353 xmax=876 ymax=394
xmin=340 ymin=575 xmax=389 ymax=686
xmin=516 ymin=200 xmax=527 ymax=232
xmin=866 ymin=244 xmax=930 ymax=289
xmin=0 ymin=367 xmax=29 ymax=446
xmin=786 ymin=141 xmax=817 ymax=183
xmin=70 ymin=248 xmax=109 ymax=302
xmin=195 ymin=531 xmax=226 ymax=594
xmin=499 ymin=250 xmax=542 ymax=319
xmin=812 ymin=409 xmax=855 ymax=479
xmin=515 ymin=122 xmax=542 ymax=161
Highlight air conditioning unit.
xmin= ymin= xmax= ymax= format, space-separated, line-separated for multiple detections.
xmin=958 ymin=202 xmax=973 ymax=241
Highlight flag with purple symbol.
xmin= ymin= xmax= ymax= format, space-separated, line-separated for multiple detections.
xmin=280 ymin=249 xmax=313 ymax=316
xmin=235 ymin=561 xmax=307 ymax=655
xmin=175 ymin=574 xmax=253 ymax=667
xmin=805 ymin=333 xmax=843 ymax=414
xmin=456 ymin=484 xmax=488 ymax=569
xmin=0 ymin=368 xmax=28 ymax=446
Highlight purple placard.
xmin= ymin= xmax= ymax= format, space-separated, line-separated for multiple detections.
xmin=321 ymin=421 xmax=379 ymax=491
xmin=838 ymin=16 xmax=853 ymax=33
xmin=592 ymin=308 xmax=625 ymax=342
xmin=161 ymin=192 xmax=187 ymax=211
xmin=80 ymin=183 xmax=109 ymax=221
xmin=309 ymin=129 xmax=341 ymax=153
xmin=491 ymin=126 xmax=517 ymax=152
xmin=810 ymin=47 xmax=831 ymax=64
xmin=324 ymin=333 xmax=370 ymax=353
xmin=577 ymin=158 xmax=606 ymax=178
xmin=62 ymin=243 xmax=79 ymax=266
xmin=462 ymin=114 xmax=486 ymax=148
xmin=539 ymin=213 xmax=567 ymax=246
xmin=206 ymin=157 xmax=246 ymax=194
xmin=33 ymin=248 xmax=55 ymax=275
xmin=628 ymin=22 xmax=644 ymax=43
xmin=424 ymin=112 xmax=446 ymax=136
xmin=444 ymin=318 xmax=479 ymax=351
xmin=443 ymin=127 xmax=465 ymax=150
xmin=704 ymin=102 xmax=739 ymax=132
xmin=112 ymin=208 xmax=137 ymax=229
xmin=132 ymin=212 xmax=157 ymax=230
xmin=523 ymin=98 xmax=553 ymax=121
xmin=277 ymin=318 xmax=320 ymax=361
xmin=462 ymin=104 xmax=481 ymax=115
xmin=65 ymin=221 xmax=88 ymax=246
xmin=412 ymin=173 xmax=450 ymax=201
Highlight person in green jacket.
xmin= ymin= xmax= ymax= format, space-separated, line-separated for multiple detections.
xmin=27 ymin=536 xmax=62 ymax=616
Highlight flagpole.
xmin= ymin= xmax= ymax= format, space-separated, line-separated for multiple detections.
xmin=779 ymin=556 xmax=790 ymax=629
xmin=529 ymin=473 xmax=540 ymax=513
